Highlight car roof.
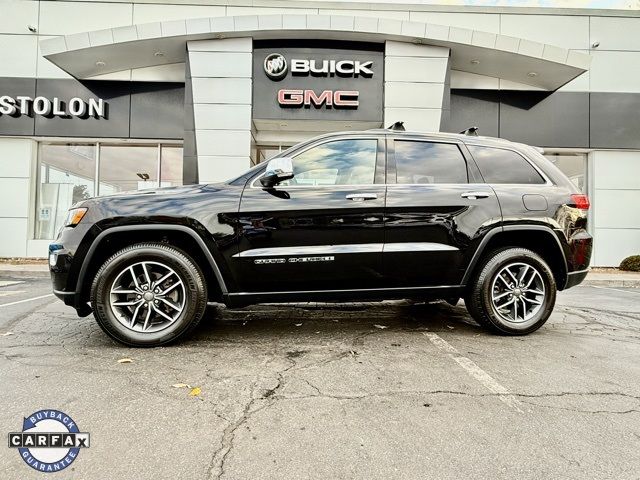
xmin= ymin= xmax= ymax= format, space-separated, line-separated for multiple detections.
xmin=304 ymin=129 xmax=522 ymax=149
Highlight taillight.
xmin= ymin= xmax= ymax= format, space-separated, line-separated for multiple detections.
xmin=570 ymin=194 xmax=590 ymax=210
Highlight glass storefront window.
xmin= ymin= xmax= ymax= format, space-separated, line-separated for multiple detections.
xmin=255 ymin=146 xmax=286 ymax=165
xmin=544 ymin=153 xmax=587 ymax=193
xmin=99 ymin=145 xmax=158 ymax=195
xmin=160 ymin=146 xmax=183 ymax=187
xmin=35 ymin=141 xmax=182 ymax=240
xmin=36 ymin=144 xmax=96 ymax=240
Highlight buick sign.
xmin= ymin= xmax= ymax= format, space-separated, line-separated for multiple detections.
xmin=290 ymin=59 xmax=373 ymax=77
xmin=264 ymin=53 xmax=288 ymax=80
xmin=264 ymin=53 xmax=374 ymax=80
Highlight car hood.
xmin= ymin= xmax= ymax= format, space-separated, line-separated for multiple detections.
xmin=96 ymin=184 xmax=206 ymax=199
xmin=76 ymin=182 xmax=243 ymax=227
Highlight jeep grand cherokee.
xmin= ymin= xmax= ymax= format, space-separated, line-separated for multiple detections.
xmin=49 ymin=129 xmax=592 ymax=346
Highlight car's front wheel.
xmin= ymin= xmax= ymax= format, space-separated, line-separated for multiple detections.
xmin=90 ymin=243 xmax=207 ymax=347
xmin=465 ymin=247 xmax=556 ymax=335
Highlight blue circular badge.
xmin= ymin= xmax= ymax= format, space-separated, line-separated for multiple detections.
xmin=8 ymin=409 xmax=90 ymax=473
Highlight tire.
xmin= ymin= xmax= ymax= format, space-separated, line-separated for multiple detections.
xmin=90 ymin=243 xmax=207 ymax=347
xmin=464 ymin=247 xmax=556 ymax=335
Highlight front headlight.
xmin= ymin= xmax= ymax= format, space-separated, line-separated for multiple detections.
xmin=64 ymin=207 xmax=88 ymax=227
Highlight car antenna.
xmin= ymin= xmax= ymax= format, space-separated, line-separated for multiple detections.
xmin=459 ymin=126 xmax=479 ymax=136
xmin=387 ymin=121 xmax=405 ymax=131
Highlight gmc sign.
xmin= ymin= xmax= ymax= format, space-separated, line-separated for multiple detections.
xmin=278 ymin=89 xmax=359 ymax=108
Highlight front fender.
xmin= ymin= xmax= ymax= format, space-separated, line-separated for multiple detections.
xmin=74 ymin=224 xmax=230 ymax=305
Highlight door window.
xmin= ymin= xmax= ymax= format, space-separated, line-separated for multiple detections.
xmin=468 ymin=146 xmax=545 ymax=184
xmin=394 ymin=141 xmax=468 ymax=184
xmin=284 ymin=139 xmax=377 ymax=186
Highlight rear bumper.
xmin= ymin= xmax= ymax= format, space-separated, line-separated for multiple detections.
xmin=566 ymin=230 xmax=593 ymax=272
xmin=564 ymin=268 xmax=589 ymax=289
xmin=562 ymin=229 xmax=592 ymax=290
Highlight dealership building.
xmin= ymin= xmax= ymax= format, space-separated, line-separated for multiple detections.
xmin=0 ymin=0 xmax=639 ymax=266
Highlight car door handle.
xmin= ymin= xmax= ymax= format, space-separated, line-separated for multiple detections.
xmin=461 ymin=191 xmax=491 ymax=199
xmin=346 ymin=193 xmax=378 ymax=201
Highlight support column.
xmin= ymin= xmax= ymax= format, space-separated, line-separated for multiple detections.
xmin=183 ymin=56 xmax=197 ymax=184
xmin=384 ymin=42 xmax=451 ymax=132
xmin=0 ymin=138 xmax=36 ymax=257
xmin=186 ymin=37 xmax=253 ymax=183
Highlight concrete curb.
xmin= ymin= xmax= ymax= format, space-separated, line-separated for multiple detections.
xmin=582 ymin=278 xmax=640 ymax=288
xmin=0 ymin=265 xmax=49 ymax=279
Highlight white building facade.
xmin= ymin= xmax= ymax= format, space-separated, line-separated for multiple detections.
xmin=0 ymin=0 xmax=639 ymax=266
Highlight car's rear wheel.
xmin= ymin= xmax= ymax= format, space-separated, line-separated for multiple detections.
xmin=465 ymin=247 xmax=556 ymax=335
xmin=90 ymin=243 xmax=207 ymax=347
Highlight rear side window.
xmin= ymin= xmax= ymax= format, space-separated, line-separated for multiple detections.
xmin=394 ymin=141 xmax=468 ymax=184
xmin=468 ymin=146 xmax=545 ymax=184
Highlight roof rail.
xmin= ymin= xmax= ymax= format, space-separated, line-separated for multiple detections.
xmin=459 ymin=126 xmax=479 ymax=136
xmin=387 ymin=121 xmax=405 ymax=131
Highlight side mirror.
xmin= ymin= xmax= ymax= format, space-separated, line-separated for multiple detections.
xmin=260 ymin=157 xmax=294 ymax=188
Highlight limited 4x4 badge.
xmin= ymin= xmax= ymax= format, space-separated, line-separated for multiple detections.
xmin=8 ymin=409 xmax=90 ymax=473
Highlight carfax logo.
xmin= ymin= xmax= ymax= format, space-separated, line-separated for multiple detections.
xmin=8 ymin=409 xmax=90 ymax=473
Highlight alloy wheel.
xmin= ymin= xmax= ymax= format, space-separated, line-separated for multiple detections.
xmin=490 ymin=262 xmax=545 ymax=324
xmin=109 ymin=261 xmax=186 ymax=333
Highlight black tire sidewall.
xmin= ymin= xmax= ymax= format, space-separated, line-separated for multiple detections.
xmin=91 ymin=244 xmax=206 ymax=347
xmin=477 ymin=248 xmax=556 ymax=335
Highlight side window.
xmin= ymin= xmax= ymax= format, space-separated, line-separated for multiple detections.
xmin=284 ymin=139 xmax=378 ymax=186
xmin=468 ymin=146 xmax=545 ymax=184
xmin=394 ymin=141 xmax=468 ymax=184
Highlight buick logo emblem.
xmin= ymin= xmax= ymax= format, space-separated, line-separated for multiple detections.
xmin=264 ymin=53 xmax=287 ymax=80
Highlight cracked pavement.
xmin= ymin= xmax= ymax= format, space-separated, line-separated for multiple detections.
xmin=0 ymin=278 xmax=639 ymax=479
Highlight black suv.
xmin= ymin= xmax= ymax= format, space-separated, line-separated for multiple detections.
xmin=49 ymin=129 xmax=592 ymax=346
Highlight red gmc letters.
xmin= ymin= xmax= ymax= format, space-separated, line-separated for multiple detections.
xmin=277 ymin=89 xmax=359 ymax=108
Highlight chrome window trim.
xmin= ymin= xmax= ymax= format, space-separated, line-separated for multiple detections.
xmin=233 ymin=242 xmax=459 ymax=258
xmin=385 ymin=183 xmax=492 ymax=188
xmin=247 ymin=135 xmax=553 ymax=189
xmin=249 ymin=183 xmax=383 ymax=190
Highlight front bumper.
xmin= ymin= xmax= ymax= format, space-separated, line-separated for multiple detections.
xmin=49 ymin=244 xmax=74 ymax=303
xmin=49 ymin=241 xmax=92 ymax=316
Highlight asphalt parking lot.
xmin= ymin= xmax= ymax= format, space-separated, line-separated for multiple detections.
xmin=0 ymin=276 xmax=639 ymax=480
